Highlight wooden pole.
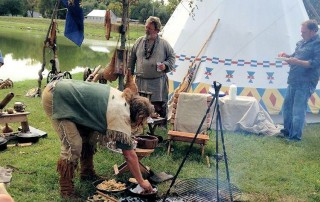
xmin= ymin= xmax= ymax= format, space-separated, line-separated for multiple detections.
xmin=118 ymin=0 xmax=129 ymax=91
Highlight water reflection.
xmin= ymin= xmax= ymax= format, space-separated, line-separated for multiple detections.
xmin=0 ymin=28 xmax=114 ymax=81
xmin=0 ymin=53 xmax=47 ymax=81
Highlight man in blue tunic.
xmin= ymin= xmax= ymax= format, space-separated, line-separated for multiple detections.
xmin=0 ymin=51 xmax=4 ymax=67
xmin=278 ymin=19 xmax=320 ymax=141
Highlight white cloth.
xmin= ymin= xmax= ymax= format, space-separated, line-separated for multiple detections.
xmin=213 ymin=96 xmax=280 ymax=136
xmin=174 ymin=93 xmax=211 ymax=133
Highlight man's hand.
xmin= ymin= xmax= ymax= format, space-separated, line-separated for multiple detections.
xmin=285 ymin=57 xmax=298 ymax=64
xmin=122 ymin=149 xmax=153 ymax=192
xmin=278 ymin=52 xmax=289 ymax=58
xmin=139 ymin=179 xmax=153 ymax=192
xmin=285 ymin=57 xmax=310 ymax=67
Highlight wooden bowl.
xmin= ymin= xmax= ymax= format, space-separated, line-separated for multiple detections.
xmin=135 ymin=135 xmax=158 ymax=149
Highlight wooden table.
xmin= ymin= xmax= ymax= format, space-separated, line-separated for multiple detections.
xmin=0 ymin=112 xmax=30 ymax=133
xmin=114 ymin=148 xmax=154 ymax=176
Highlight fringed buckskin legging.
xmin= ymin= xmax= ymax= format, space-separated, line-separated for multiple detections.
xmin=42 ymin=85 xmax=98 ymax=163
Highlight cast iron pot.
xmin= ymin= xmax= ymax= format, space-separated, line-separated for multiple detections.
xmin=128 ymin=184 xmax=158 ymax=201
xmin=0 ymin=137 xmax=8 ymax=151
xmin=16 ymin=132 xmax=40 ymax=143
xmin=134 ymin=135 xmax=158 ymax=149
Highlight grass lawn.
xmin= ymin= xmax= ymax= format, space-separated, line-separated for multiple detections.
xmin=1 ymin=75 xmax=320 ymax=202
xmin=0 ymin=16 xmax=145 ymax=43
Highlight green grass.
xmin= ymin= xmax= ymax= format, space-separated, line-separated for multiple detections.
xmin=1 ymin=75 xmax=320 ymax=202
xmin=0 ymin=16 xmax=145 ymax=42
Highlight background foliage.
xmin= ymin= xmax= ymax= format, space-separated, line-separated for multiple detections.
xmin=1 ymin=0 xmax=319 ymax=25
xmin=0 ymin=0 xmax=180 ymax=24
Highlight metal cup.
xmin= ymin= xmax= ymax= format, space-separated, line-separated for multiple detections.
xmin=14 ymin=102 xmax=26 ymax=112
xmin=156 ymin=62 xmax=162 ymax=72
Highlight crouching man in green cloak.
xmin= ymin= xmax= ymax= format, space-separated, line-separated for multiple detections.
xmin=42 ymin=78 xmax=154 ymax=199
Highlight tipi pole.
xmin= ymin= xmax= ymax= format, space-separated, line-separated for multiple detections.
xmin=168 ymin=19 xmax=220 ymax=105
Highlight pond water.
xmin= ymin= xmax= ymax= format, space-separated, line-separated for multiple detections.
xmin=0 ymin=28 xmax=116 ymax=82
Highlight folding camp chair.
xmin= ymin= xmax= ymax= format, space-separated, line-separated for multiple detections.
xmin=167 ymin=93 xmax=212 ymax=156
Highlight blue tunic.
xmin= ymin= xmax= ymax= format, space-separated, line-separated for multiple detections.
xmin=288 ymin=34 xmax=320 ymax=87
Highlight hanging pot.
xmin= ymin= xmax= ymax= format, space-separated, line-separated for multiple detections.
xmin=0 ymin=137 xmax=8 ymax=151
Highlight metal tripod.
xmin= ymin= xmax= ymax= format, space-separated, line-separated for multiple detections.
xmin=162 ymin=81 xmax=234 ymax=202
xmin=209 ymin=81 xmax=234 ymax=202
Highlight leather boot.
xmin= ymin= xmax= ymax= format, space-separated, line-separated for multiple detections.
xmin=80 ymin=143 xmax=100 ymax=181
xmin=57 ymin=159 xmax=79 ymax=199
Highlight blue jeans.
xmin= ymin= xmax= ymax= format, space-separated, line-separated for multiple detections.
xmin=282 ymin=82 xmax=315 ymax=141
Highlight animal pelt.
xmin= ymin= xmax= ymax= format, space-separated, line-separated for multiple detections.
xmin=122 ymin=71 xmax=138 ymax=103
xmin=102 ymin=52 xmax=118 ymax=82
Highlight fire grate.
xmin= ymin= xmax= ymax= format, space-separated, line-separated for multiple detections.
xmin=170 ymin=178 xmax=241 ymax=202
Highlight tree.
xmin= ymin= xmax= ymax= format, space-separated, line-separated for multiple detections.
xmin=0 ymin=1 xmax=9 ymax=16
xmin=107 ymin=1 xmax=123 ymax=16
xmin=24 ymin=0 xmax=39 ymax=17
xmin=38 ymin=0 xmax=56 ymax=18
xmin=38 ymin=0 xmax=66 ymax=19
xmin=166 ymin=0 xmax=179 ymax=14
xmin=0 ymin=0 xmax=23 ymax=16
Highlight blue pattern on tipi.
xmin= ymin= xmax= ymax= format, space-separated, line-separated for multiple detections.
xmin=278 ymin=88 xmax=287 ymax=98
xmin=250 ymin=60 xmax=257 ymax=67
xmin=247 ymin=71 xmax=255 ymax=83
xmin=256 ymin=88 xmax=265 ymax=97
xmin=226 ymin=70 xmax=234 ymax=82
xmin=205 ymin=67 xmax=213 ymax=79
xmin=266 ymin=72 xmax=274 ymax=84
xmin=191 ymin=82 xmax=200 ymax=91
xmin=173 ymin=81 xmax=181 ymax=90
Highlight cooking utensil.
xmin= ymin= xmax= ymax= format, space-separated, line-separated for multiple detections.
xmin=13 ymin=102 xmax=27 ymax=112
xmin=172 ymin=178 xmax=241 ymax=202
xmin=0 ymin=137 xmax=8 ymax=151
xmin=93 ymin=179 xmax=129 ymax=195
xmin=16 ymin=132 xmax=40 ymax=143
xmin=134 ymin=135 xmax=158 ymax=149
xmin=128 ymin=184 xmax=158 ymax=201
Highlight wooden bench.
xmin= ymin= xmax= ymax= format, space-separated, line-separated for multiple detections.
xmin=167 ymin=131 xmax=210 ymax=156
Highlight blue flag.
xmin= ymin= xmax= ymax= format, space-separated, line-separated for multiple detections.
xmin=61 ymin=0 xmax=84 ymax=46
xmin=0 ymin=51 xmax=3 ymax=65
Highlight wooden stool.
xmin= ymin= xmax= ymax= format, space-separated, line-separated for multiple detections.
xmin=114 ymin=148 xmax=154 ymax=175
xmin=0 ymin=112 xmax=30 ymax=133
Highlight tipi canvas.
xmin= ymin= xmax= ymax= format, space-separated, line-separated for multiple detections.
xmin=162 ymin=0 xmax=320 ymax=115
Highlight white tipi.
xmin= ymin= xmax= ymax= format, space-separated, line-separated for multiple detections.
xmin=162 ymin=0 xmax=320 ymax=115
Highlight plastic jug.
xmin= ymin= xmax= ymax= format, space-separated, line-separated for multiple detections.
xmin=229 ymin=84 xmax=237 ymax=100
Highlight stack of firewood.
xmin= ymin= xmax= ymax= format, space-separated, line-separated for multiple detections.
xmin=0 ymin=79 xmax=13 ymax=89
